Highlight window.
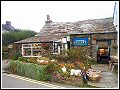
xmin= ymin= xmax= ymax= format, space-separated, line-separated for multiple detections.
xmin=22 ymin=43 xmax=42 ymax=57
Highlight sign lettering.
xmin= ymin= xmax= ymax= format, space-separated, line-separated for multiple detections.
xmin=72 ymin=38 xmax=88 ymax=46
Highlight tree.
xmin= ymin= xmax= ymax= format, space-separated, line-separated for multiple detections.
xmin=2 ymin=30 xmax=37 ymax=46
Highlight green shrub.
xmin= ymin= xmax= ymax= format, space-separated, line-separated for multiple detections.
xmin=2 ymin=52 xmax=8 ymax=59
xmin=7 ymin=60 xmax=51 ymax=81
xmin=49 ymin=47 xmax=93 ymax=70
xmin=65 ymin=47 xmax=88 ymax=63
xmin=18 ymin=57 xmax=27 ymax=62
xmin=2 ymin=46 xmax=10 ymax=59
xmin=45 ymin=62 xmax=57 ymax=74
xmin=52 ymin=54 xmax=68 ymax=63
xmin=26 ymin=57 xmax=37 ymax=64
xmin=51 ymin=47 xmax=89 ymax=63
xmin=16 ymin=61 xmax=26 ymax=76
xmin=12 ymin=51 xmax=22 ymax=60
xmin=7 ymin=60 xmax=17 ymax=73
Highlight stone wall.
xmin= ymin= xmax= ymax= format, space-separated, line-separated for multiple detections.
xmin=70 ymin=32 xmax=117 ymax=61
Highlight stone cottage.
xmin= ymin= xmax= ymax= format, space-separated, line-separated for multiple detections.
xmin=15 ymin=15 xmax=117 ymax=62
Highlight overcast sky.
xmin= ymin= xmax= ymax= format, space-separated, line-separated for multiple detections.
xmin=1 ymin=1 xmax=115 ymax=33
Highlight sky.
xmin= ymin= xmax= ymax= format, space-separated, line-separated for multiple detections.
xmin=1 ymin=1 xmax=115 ymax=33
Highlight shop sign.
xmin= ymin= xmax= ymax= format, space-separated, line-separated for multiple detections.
xmin=72 ymin=38 xmax=88 ymax=46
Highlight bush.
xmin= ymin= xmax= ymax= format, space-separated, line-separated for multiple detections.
xmin=2 ymin=46 xmax=10 ymax=59
xmin=45 ymin=62 xmax=61 ymax=74
xmin=18 ymin=57 xmax=27 ymax=62
xmin=37 ymin=57 xmax=50 ymax=61
xmin=49 ymin=47 xmax=93 ymax=70
xmin=26 ymin=57 xmax=38 ymax=64
xmin=7 ymin=60 xmax=51 ymax=81
xmin=65 ymin=47 xmax=88 ymax=63
xmin=50 ymin=47 xmax=89 ymax=63
xmin=12 ymin=51 xmax=22 ymax=60
xmin=7 ymin=60 xmax=17 ymax=73
xmin=2 ymin=52 xmax=8 ymax=59
xmin=53 ymin=54 xmax=68 ymax=63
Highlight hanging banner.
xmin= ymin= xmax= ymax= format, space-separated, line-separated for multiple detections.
xmin=72 ymin=38 xmax=88 ymax=46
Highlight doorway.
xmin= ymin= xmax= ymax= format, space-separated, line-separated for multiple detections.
xmin=96 ymin=39 xmax=111 ymax=64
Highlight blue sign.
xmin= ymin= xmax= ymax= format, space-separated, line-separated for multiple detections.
xmin=72 ymin=38 xmax=88 ymax=46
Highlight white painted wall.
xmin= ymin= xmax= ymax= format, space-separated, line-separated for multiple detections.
xmin=67 ymin=35 xmax=70 ymax=41
xmin=62 ymin=37 xmax=67 ymax=43
xmin=113 ymin=2 xmax=119 ymax=30
xmin=113 ymin=1 xmax=119 ymax=57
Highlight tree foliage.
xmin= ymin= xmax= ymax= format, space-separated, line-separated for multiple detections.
xmin=2 ymin=30 xmax=37 ymax=46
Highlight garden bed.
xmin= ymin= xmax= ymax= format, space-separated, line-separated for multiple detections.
xmin=51 ymin=74 xmax=83 ymax=87
xmin=7 ymin=60 xmax=86 ymax=87
xmin=6 ymin=46 xmax=99 ymax=88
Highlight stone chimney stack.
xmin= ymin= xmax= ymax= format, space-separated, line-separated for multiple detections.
xmin=45 ymin=14 xmax=52 ymax=24
xmin=47 ymin=14 xmax=50 ymax=21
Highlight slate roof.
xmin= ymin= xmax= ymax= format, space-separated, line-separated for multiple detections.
xmin=39 ymin=17 xmax=116 ymax=35
xmin=15 ymin=17 xmax=117 ymax=44
xmin=15 ymin=33 xmax=66 ymax=44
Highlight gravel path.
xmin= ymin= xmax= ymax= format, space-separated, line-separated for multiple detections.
xmin=88 ymin=64 xmax=118 ymax=88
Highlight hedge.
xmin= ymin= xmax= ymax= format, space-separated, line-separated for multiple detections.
xmin=7 ymin=60 xmax=51 ymax=81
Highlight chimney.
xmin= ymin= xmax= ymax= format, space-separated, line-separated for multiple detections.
xmin=47 ymin=14 xmax=50 ymax=21
xmin=45 ymin=14 xmax=52 ymax=24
